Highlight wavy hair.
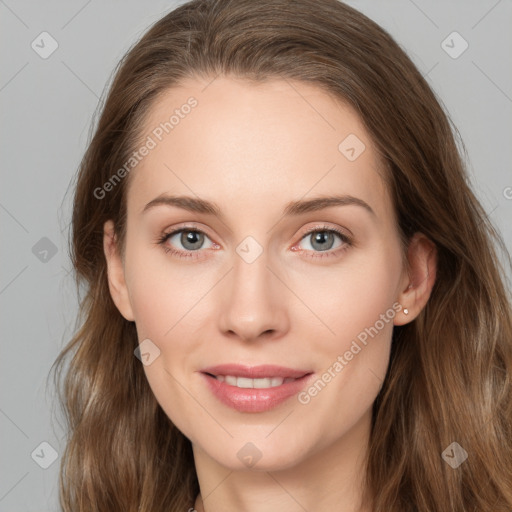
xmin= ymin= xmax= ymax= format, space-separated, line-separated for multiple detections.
xmin=50 ymin=0 xmax=512 ymax=510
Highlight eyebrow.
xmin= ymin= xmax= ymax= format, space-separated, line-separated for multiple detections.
xmin=142 ymin=194 xmax=376 ymax=218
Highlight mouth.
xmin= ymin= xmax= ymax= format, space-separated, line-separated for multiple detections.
xmin=200 ymin=364 xmax=314 ymax=413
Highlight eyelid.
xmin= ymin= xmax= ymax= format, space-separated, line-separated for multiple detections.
xmin=295 ymin=223 xmax=352 ymax=243
xmin=159 ymin=222 xmax=215 ymax=241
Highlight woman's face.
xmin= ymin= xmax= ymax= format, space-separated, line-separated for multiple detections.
xmin=104 ymin=76 xmax=417 ymax=471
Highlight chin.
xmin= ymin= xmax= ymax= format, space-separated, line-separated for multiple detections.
xmin=197 ymin=434 xmax=314 ymax=473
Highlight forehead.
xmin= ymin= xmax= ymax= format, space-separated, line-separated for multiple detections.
xmin=126 ymin=76 xmax=390 ymax=221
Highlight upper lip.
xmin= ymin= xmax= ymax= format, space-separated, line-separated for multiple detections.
xmin=201 ymin=364 xmax=312 ymax=379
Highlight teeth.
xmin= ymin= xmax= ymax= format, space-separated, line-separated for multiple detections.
xmin=216 ymin=375 xmax=296 ymax=388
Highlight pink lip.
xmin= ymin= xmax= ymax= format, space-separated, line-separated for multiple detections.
xmin=200 ymin=364 xmax=314 ymax=413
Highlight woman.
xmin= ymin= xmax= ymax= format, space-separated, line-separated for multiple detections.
xmin=51 ymin=0 xmax=512 ymax=510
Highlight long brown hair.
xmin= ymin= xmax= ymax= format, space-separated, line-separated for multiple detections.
xmin=50 ymin=0 xmax=512 ymax=510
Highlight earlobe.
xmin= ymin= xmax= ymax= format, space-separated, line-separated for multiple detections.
xmin=103 ymin=220 xmax=135 ymax=322
xmin=394 ymin=233 xmax=437 ymax=326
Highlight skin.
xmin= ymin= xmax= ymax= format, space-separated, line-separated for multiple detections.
xmin=103 ymin=76 xmax=437 ymax=512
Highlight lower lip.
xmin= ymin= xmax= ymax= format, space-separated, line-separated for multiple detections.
xmin=201 ymin=372 xmax=314 ymax=413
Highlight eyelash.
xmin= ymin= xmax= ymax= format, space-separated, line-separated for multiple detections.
xmin=155 ymin=224 xmax=352 ymax=260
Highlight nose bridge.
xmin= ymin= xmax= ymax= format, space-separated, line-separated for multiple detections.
xmin=217 ymin=237 xmax=289 ymax=340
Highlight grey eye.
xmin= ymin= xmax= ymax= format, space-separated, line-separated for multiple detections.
xmin=168 ymin=230 xmax=213 ymax=251
xmin=300 ymin=231 xmax=344 ymax=252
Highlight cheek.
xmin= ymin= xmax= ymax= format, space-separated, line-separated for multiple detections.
xmin=292 ymin=248 xmax=401 ymax=444
xmin=124 ymin=246 xmax=217 ymax=378
xmin=293 ymin=241 xmax=403 ymax=349
xmin=124 ymin=249 xmax=209 ymax=438
xmin=124 ymin=243 xmax=207 ymax=337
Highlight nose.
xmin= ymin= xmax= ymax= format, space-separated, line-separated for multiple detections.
xmin=217 ymin=248 xmax=290 ymax=343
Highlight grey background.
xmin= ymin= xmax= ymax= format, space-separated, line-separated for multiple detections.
xmin=1 ymin=0 xmax=511 ymax=510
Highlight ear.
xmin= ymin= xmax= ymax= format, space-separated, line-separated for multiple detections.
xmin=394 ymin=232 xmax=437 ymax=326
xmin=103 ymin=220 xmax=135 ymax=322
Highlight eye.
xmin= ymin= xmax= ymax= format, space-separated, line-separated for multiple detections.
xmin=156 ymin=225 xmax=217 ymax=259
xmin=293 ymin=225 xmax=352 ymax=259
xmin=156 ymin=223 xmax=352 ymax=260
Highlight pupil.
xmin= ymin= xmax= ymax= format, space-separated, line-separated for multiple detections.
xmin=182 ymin=231 xmax=203 ymax=249
xmin=312 ymin=231 xmax=333 ymax=251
